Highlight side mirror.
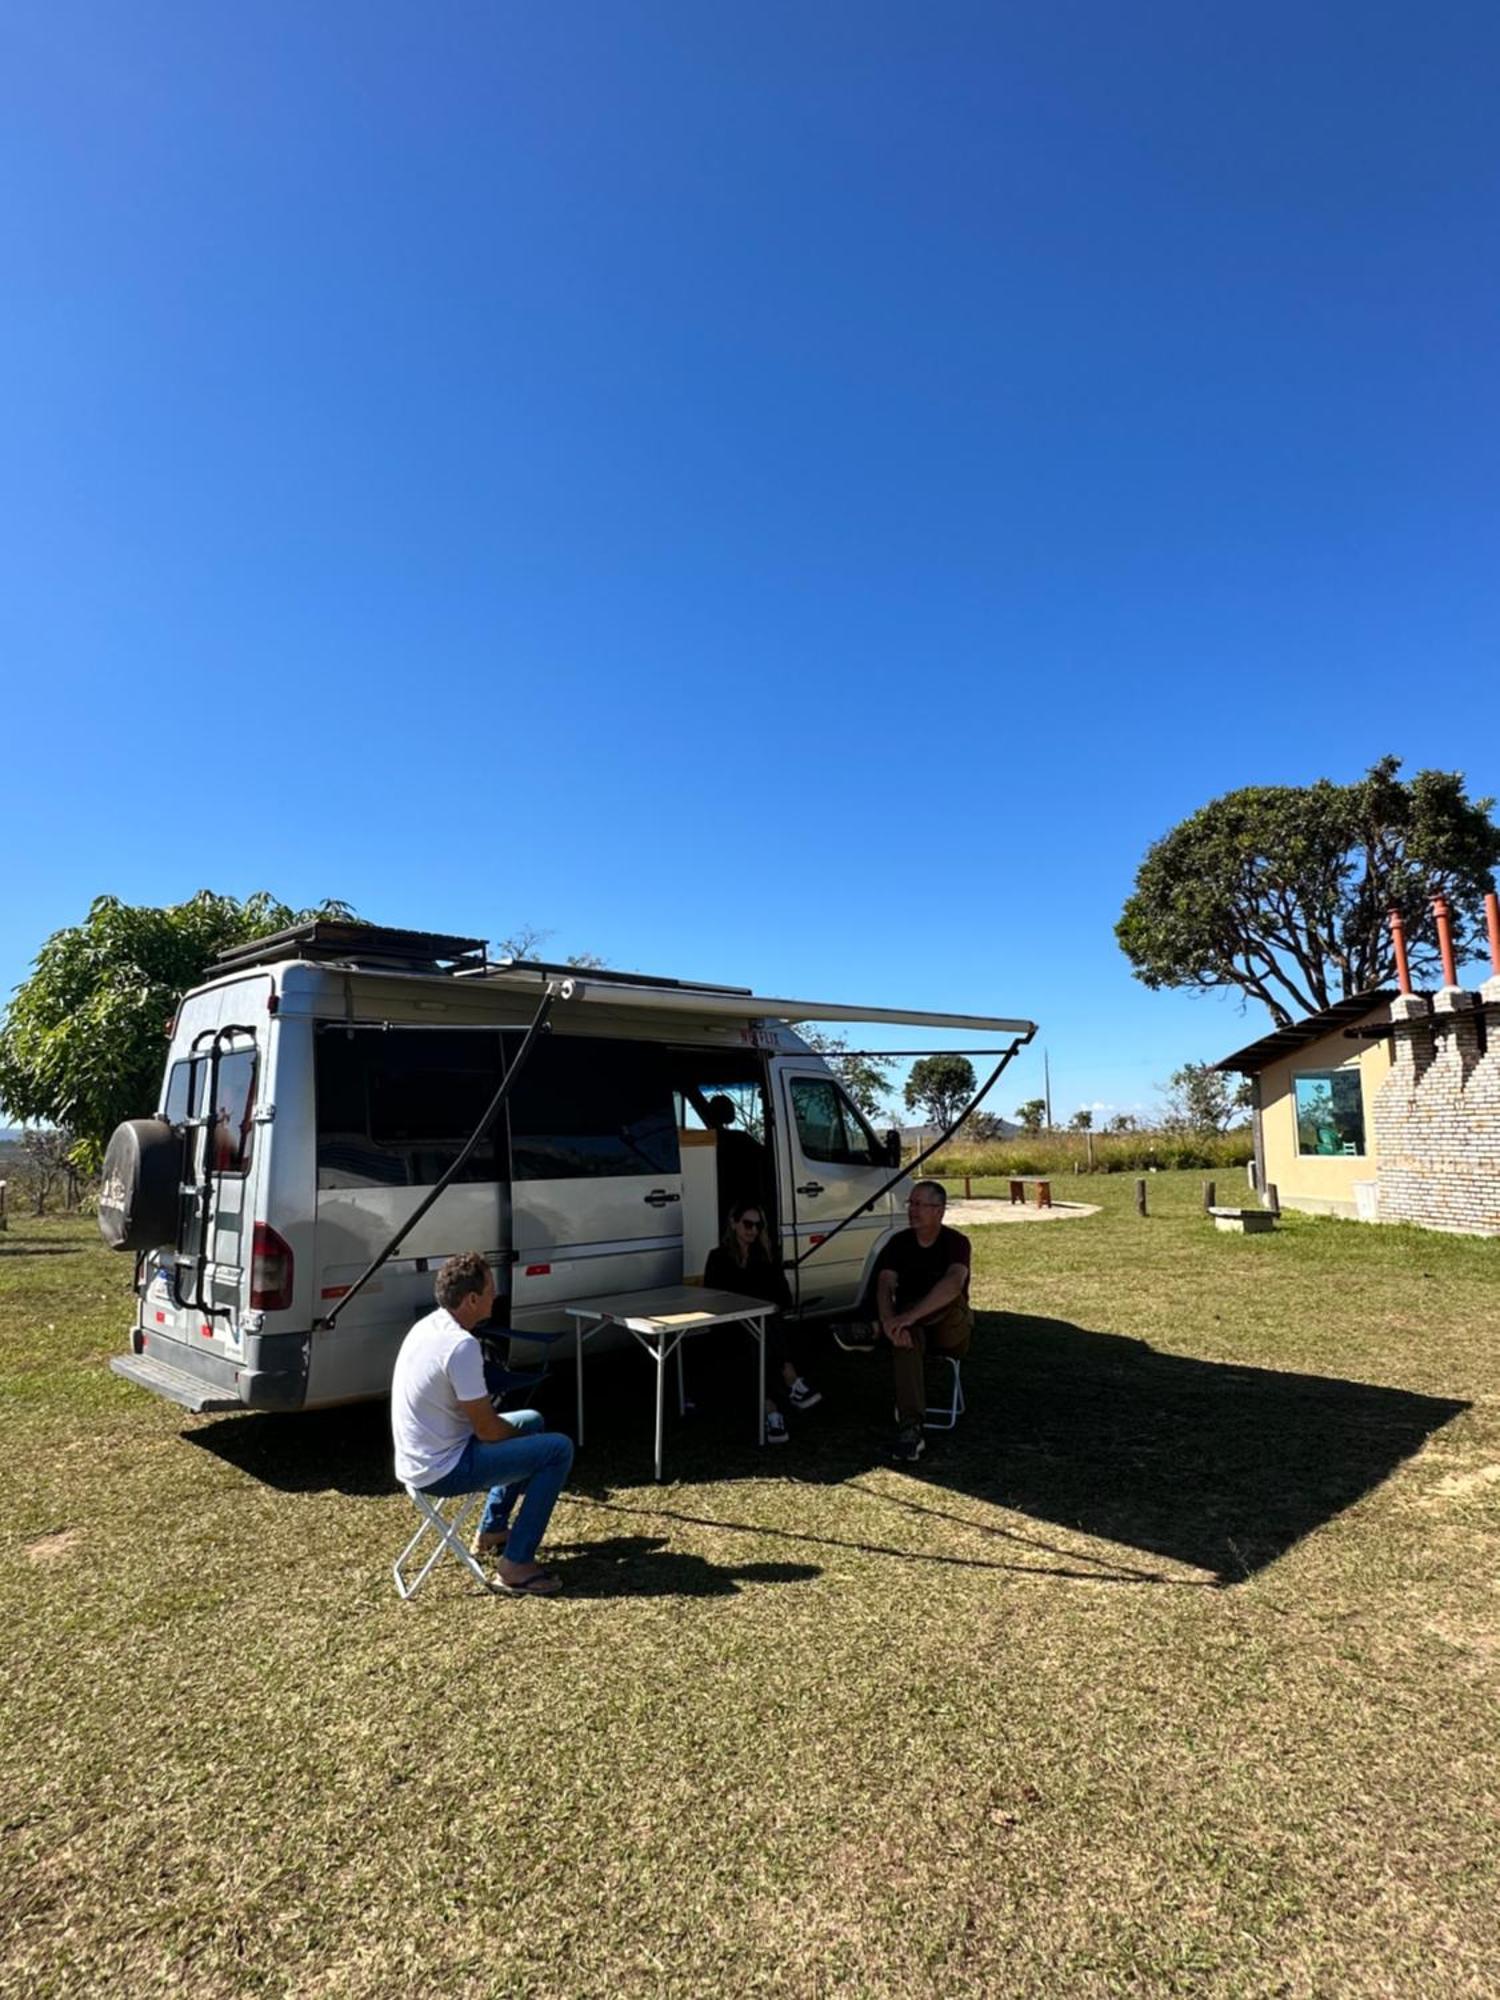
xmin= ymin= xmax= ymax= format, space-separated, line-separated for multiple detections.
xmin=884 ymin=1130 xmax=902 ymax=1170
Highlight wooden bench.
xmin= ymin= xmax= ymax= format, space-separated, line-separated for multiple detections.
xmin=1008 ymin=1177 xmax=1052 ymax=1210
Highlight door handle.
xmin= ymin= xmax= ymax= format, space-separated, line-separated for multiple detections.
xmin=797 ymin=1181 xmax=824 ymax=1197
xmin=643 ymin=1190 xmax=682 ymax=1207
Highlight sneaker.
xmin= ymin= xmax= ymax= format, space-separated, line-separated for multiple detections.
xmin=788 ymin=1377 xmax=823 ymax=1411
xmin=890 ymin=1423 xmax=926 ymax=1465
xmin=765 ymin=1410 xmax=789 ymax=1444
xmin=833 ymin=1322 xmax=879 ymax=1354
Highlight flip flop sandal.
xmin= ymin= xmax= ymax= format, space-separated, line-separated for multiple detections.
xmin=493 ymin=1568 xmax=563 ymax=1598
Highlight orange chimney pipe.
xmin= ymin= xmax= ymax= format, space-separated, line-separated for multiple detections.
xmin=1486 ymin=891 xmax=1500 ymax=978
xmin=1389 ymin=909 xmax=1412 ymax=995
xmin=1431 ymin=894 xmax=1458 ymax=989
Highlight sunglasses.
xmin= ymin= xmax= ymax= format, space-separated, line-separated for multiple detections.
xmin=738 ymin=1217 xmax=764 ymax=1231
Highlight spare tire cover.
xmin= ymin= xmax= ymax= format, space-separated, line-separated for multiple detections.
xmin=98 ymin=1119 xmax=184 ymax=1252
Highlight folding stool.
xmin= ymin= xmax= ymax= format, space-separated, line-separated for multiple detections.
xmin=924 ymin=1354 xmax=966 ymax=1431
xmin=393 ymin=1485 xmax=497 ymax=1600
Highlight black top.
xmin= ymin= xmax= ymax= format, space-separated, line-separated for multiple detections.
xmin=703 ymin=1245 xmax=792 ymax=1313
xmin=873 ymin=1224 xmax=972 ymax=1315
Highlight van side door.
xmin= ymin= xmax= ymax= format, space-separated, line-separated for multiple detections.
xmin=773 ymin=1064 xmax=894 ymax=1315
xmin=505 ymin=1034 xmax=682 ymax=1321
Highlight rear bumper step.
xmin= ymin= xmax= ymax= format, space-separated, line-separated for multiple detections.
xmin=110 ymin=1352 xmax=245 ymax=1414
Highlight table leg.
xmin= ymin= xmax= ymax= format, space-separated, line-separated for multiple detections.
xmin=757 ymin=1317 xmax=766 ymax=1445
xmin=654 ymin=1334 xmax=667 ymax=1483
xmin=676 ymin=1339 xmax=686 ymax=1416
xmin=575 ymin=1322 xmax=585 ymax=1448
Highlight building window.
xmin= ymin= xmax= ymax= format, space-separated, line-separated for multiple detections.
xmin=1293 ymin=1070 xmax=1366 ymax=1157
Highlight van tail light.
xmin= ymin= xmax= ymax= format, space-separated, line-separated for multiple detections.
xmin=250 ymin=1223 xmax=295 ymax=1312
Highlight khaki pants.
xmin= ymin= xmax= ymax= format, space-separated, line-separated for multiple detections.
xmin=891 ymin=1297 xmax=973 ymax=1425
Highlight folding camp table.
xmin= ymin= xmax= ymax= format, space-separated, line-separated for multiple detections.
xmin=564 ymin=1285 xmax=777 ymax=1483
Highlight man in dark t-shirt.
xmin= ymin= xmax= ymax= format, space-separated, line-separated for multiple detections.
xmin=872 ymin=1179 xmax=973 ymax=1464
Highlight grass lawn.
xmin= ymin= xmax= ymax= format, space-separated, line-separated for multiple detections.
xmin=2 ymin=1177 xmax=1498 ymax=1997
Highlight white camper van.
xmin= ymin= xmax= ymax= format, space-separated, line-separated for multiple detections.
xmin=98 ymin=922 xmax=1034 ymax=1415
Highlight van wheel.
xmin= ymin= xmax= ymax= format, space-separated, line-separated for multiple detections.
xmin=98 ymin=1119 xmax=184 ymax=1252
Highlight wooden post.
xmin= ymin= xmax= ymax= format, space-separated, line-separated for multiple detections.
xmin=0 ymin=1180 xmax=7 ymax=1232
xmin=1086 ymin=1130 xmax=1095 ymax=1172
xmin=1135 ymin=1177 xmax=1148 ymax=1216
xmin=964 ymin=1175 xmax=972 ymax=1199
xmin=1265 ymin=1182 xmax=1280 ymax=1217
xmin=1203 ymin=1179 xmax=1216 ymax=1212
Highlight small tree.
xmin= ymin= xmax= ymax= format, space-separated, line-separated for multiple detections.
xmin=1068 ymin=1108 xmax=1094 ymax=1132
xmin=904 ymin=1054 xmax=977 ymax=1133
xmin=964 ymin=1110 xmax=1008 ymax=1143
xmin=1015 ymin=1098 xmax=1046 ymax=1134
xmin=1106 ymin=1112 xmax=1137 ymax=1134
xmin=19 ymin=1129 xmax=75 ymax=1215
xmin=1162 ymin=1062 xmax=1251 ymax=1134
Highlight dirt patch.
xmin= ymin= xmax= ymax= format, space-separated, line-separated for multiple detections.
xmin=26 ymin=1530 xmax=80 ymax=1565
xmin=1429 ymin=1464 xmax=1500 ymax=1501
xmin=942 ymin=1198 xmax=1099 ymax=1227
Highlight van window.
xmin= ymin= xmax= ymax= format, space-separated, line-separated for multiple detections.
xmin=163 ymin=1051 xmax=257 ymax=1174
xmin=789 ymin=1077 xmax=880 ymax=1167
xmin=507 ymin=1036 xmax=678 ymax=1181
xmin=163 ymin=1061 xmax=191 ymax=1125
xmin=209 ymin=1051 xmax=258 ymax=1172
xmin=316 ymin=1029 xmax=505 ymax=1187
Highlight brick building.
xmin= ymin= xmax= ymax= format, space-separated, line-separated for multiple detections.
xmin=1219 ymin=975 xmax=1500 ymax=1235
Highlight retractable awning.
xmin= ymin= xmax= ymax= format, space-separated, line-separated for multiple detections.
xmin=468 ymin=960 xmax=1035 ymax=1037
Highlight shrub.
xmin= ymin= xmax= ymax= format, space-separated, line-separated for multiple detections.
xmin=922 ymin=1127 xmax=1254 ymax=1179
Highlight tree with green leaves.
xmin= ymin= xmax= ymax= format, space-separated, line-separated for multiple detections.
xmin=903 ymin=1054 xmax=976 ymax=1132
xmin=1116 ymin=758 xmax=1500 ymax=1027
xmin=1015 ymin=1098 xmax=1046 ymax=1134
xmin=1068 ymin=1108 xmax=1093 ymax=1132
xmin=1162 ymin=1062 xmax=1251 ymax=1135
xmin=0 ymin=891 xmax=353 ymax=1168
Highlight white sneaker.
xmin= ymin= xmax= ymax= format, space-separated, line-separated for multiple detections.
xmin=788 ymin=1377 xmax=822 ymax=1411
xmin=765 ymin=1410 xmax=789 ymax=1444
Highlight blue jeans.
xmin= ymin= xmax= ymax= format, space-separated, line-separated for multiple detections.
xmin=422 ymin=1411 xmax=574 ymax=1565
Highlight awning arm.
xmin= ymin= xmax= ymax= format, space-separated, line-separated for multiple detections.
xmin=790 ymin=1027 xmax=1035 ymax=1273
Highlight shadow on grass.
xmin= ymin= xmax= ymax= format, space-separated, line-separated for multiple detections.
xmin=185 ymin=1311 xmax=1469 ymax=1586
xmin=0 ymin=1242 xmax=82 ymax=1258
xmin=547 ymin=1533 xmax=819 ymax=1598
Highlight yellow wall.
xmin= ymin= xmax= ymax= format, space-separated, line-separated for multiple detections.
xmin=1257 ymin=1019 xmax=1392 ymax=1217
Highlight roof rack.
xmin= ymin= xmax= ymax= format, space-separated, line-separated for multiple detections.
xmin=212 ymin=920 xmax=488 ymax=976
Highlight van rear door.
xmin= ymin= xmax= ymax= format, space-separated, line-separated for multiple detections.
xmin=141 ymin=1019 xmax=263 ymax=1375
xmin=505 ymin=1034 xmax=682 ymax=1322
xmin=773 ymin=1064 xmax=895 ymax=1315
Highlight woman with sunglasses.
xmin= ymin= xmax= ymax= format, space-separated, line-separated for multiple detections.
xmin=703 ymin=1200 xmax=822 ymax=1443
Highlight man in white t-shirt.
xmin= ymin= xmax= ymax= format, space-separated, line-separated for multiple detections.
xmin=392 ymin=1250 xmax=573 ymax=1597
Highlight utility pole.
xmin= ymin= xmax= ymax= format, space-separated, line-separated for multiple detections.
xmin=1043 ymin=1049 xmax=1053 ymax=1130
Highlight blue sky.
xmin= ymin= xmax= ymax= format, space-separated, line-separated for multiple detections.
xmin=3 ymin=1 xmax=1498 ymax=1124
